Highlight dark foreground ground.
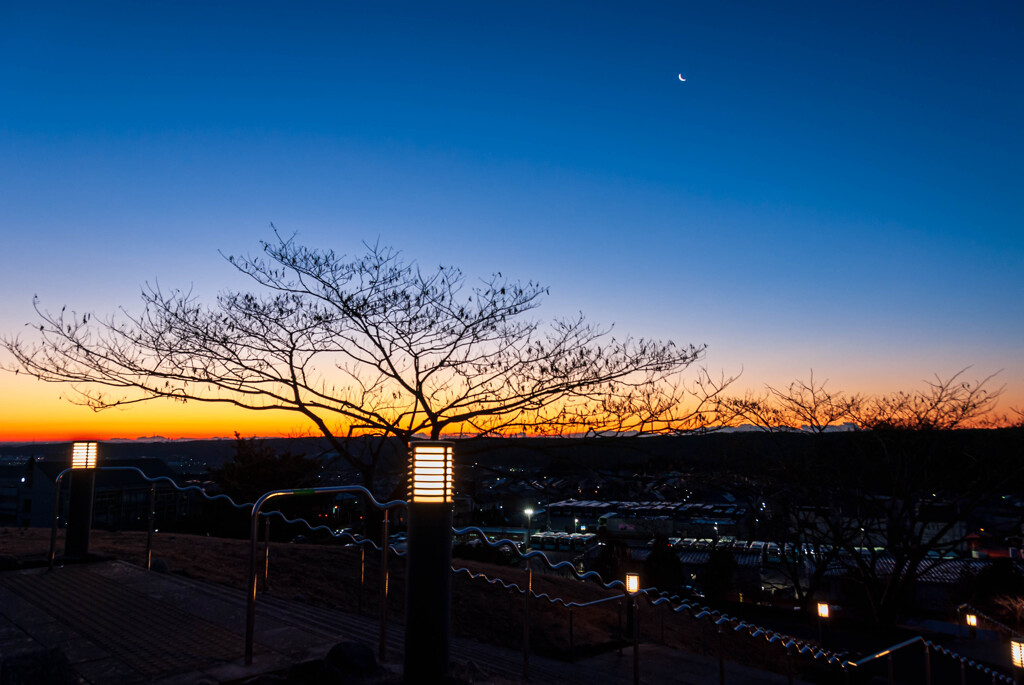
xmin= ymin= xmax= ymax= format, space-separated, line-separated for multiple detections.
xmin=0 ymin=527 xmax=828 ymax=684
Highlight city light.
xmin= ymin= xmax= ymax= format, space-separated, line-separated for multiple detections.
xmin=817 ymin=602 xmax=830 ymax=619
xmin=625 ymin=573 xmax=640 ymax=594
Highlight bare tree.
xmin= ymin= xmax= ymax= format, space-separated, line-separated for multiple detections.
xmin=721 ymin=370 xmax=1021 ymax=626
xmin=3 ymin=232 xmax=706 ymax=493
xmin=853 ymin=368 xmax=1005 ymax=431
xmin=717 ymin=372 xmax=860 ymax=433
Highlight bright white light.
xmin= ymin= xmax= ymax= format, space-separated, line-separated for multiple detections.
xmin=410 ymin=443 xmax=454 ymax=503
xmin=72 ymin=442 xmax=97 ymax=469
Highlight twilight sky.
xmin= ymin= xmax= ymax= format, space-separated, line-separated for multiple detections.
xmin=1 ymin=1 xmax=1021 ymax=442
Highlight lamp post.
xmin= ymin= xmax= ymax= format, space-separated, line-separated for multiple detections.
xmin=65 ymin=441 xmax=98 ymax=558
xmin=404 ymin=441 xmax=455 ymax=684
xmin=1012 ymin=640 xmax=1024 ymax=685
xmin=965 ymin=611 xmax=978 ymax=639
xmin=574 ymin=517 xmax=579 ymax=534
xmin=817 ymin=602 xmax=830 ymax=647
xmin=626 ymin=573 xmax=640 ymax=685
xmin=523 ymin=506 xmax=534 ymax=679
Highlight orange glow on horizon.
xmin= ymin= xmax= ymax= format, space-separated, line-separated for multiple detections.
xmin=1 ymin=372 xmax=1021 ymax=443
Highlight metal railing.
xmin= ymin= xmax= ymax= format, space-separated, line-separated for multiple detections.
xmin=48 ymin=465 xmax=255 ymax=571
xmin=44 ymin=478 xmax=1020 ymax=684
xmin=958 ymin=603 xmax=1024 ymax=640
xmin=244 ymin=486 xmax=406 ymax=665
xmin=845 ymin=635 xmax=1014 ymax=684
xmin=447 ymin=527 xmax=1020 ymax=684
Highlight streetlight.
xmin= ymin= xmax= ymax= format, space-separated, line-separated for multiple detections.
xmin=816 ymin=602 xmax=830 ymax=646
xmin=66 ymin=441 xmax=98 ymax=558
xmin=405 ymin=441 xmax=455 ymax=684
xmin=964 ymin=612 xmax=978 ymax=638
xmin=625 ymin=573 xmax=640 ymax=685
xmin=574 ymin=517 xmax=579 ymax=534
xmin=523 ymin=506 xmax=535 ymax=679
xmin=1012 ymin=640 xmax=1024 ymax=684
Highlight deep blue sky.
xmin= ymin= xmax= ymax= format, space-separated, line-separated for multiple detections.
xmin=2 ymin=1 xmax=1022 ymax=437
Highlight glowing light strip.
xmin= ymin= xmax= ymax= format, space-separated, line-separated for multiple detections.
xmin=71 ymin=442 xmax=97 ymax=469
xmin=410 ymin=442 xmax=453 ymax=503
xmin=1013 ymin=640 xmax=1024 ymax=669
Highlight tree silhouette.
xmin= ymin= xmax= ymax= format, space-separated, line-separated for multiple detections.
xmin=717 ymin=370 xmax=1023 ymax=626
xmin=643 ymin=535 xmax=686 ymax=591
xmin=3 ymin=231 xmax=708 ymax=493
xmin=208 ymin=432 xmax=322 ymax=504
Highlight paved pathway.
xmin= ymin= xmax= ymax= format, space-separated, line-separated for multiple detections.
xmin=0 ymin=561 xmax=807 ymax=684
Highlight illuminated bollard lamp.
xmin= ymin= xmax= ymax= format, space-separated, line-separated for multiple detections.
xmin=404 ymin=441 xmax=455 ymax=684
xmin=964 ymin=611 xmax=978 ymax=638
xmin=625 ymin=573 xmax=641 ymax=685
xmin=65 ymin=441 xmax=98 ymax=558
xmin=816 ymin=601 xmax=830 ymax=647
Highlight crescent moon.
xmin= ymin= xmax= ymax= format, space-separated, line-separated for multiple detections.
xmin=678 ymin=74 xmax=686 ymax=82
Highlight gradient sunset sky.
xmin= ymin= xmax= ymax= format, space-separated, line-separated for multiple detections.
xmin=2 ymin=2 xmax=1021 ymax=442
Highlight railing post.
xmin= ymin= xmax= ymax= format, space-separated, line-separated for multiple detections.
xmin=718 ymin=621 xmax=726 ymax=685
xmin=262 ymin=516 xmax=271 ymax=592
xmin=522 ymin=563 xmax=531 ymax=680
xmin=245 ymin=497 xmax=265 ymax=666
xmin=569 ymin=606 xmax=575 ymax=663
xmin=358 ymin=545 xmax=366 ymax=616
xmin=632 ymin=595 xmax=640 ymax=685
xmin=887 ymin=653 xmax=894 ymax=685
xmin=618 ymin=598 xmax=624 ymax=655
xmin=379 ymin=508 xmax=390 ymax=663
xmin=923 ymin=642 xmax=931 ymax=685
xmin=48 ymin=471 xmax=67 ymax=572
xmin=146 ymin=484 xmax=156 ymax=570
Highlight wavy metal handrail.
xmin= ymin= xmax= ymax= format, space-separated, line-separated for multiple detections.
xmin=48 ymin=465 xmax=258 ymax=570
xmin=479 ymin=566 xmax=1016 ymax=684
xmin=451 ymin=565 xmax=627 ymax=608
xmin=448 ymin=527 xmax=859 ymax=674
xmin=48 ymin=466 xmax=403 ymax=565
xmin=244 ymin=486 xmax=407 ymax=665
xmin=957 ymin=602 xmax=1024 ymax=639
xmin=453 ymin=526 xmax=629 ymax=591
xmin=847 ymin=634 xmax=1014 ymax=683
